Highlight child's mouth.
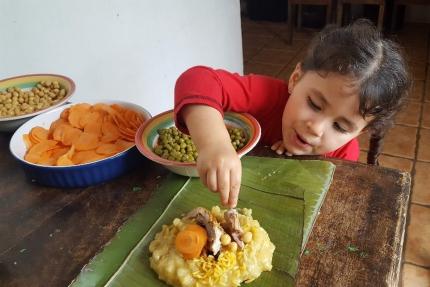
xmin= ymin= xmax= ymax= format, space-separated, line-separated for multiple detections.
xmin=293 ymin=130 xmax=311 ymax=148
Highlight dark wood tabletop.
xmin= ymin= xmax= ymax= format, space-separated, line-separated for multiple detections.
xmin=0 ymin=133 xmax=410 ymax=287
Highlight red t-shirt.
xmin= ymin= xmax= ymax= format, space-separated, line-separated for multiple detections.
xmin=174 ymin=66 xmax=360 ymax=161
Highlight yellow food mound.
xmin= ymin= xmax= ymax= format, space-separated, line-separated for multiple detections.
xmin=148 ymin=206 xmax=275 ymax=287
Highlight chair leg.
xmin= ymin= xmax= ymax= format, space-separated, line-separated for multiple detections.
xmin=336 ymin=2 xmax=343 ymax=27
xmin=298 ymin=5 xmax=303 ymax=29
xmin=377 ymin=3 xmax=385 ymax=32
xmin=367 ymin=134 xmax=384 ymax=165
xmin=287 ymin=3 xmax=294 ymax=44
xmin=326 ymin=2 xmax=332 ymax=25
xmin=391 ymin=4 xmax=399 ymax=32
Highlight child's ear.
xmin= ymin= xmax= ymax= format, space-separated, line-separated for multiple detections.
xmin=288 ymin=62 xmax=303 ymax=93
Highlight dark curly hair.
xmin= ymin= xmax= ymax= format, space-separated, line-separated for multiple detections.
xmin=301 ymin=19 xmax=411 ymax=164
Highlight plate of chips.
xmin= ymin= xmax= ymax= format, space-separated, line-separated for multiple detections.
xmin=9 ymin=100 xmax=151 ymax=188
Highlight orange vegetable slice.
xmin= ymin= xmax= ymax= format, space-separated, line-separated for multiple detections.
xmin=175 ymin=224 xmax=208 ymax=259
xmin=74 ymin=132 xmax=100 ymax=151
xmin=95 ymin=143 xmax=119 ymax=155
xmin=57 ymin=146 xmax=75 ymax=166
xmin=23 ymin=102 xmax=147 ymax=166
xmin=30 ymin=127 xmax=49 ymax=142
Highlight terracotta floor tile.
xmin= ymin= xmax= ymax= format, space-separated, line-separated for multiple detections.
xmin=409 ymin=62 xmax=426 ymax=81
xmin=412 ymin=162 xmax=430 ymax=205
xmin=425 ymin=70 xmax=430 ymax=103
xmin=264 ymin=36 xmax=308 ymax=52
xmin=405 ymin=204 xmax=430 ymax=267
xmin=410 ymin=81 xmax=424 ymax=102
xmin=243 ymin=47 xmax=261 ymax=61
xmin=243 ymin=62 xmax=285 ymax=77
xmin=383 ymin=125 xmax=417 ymax=159
xmin=276 ymin=65 xmax=296 ymax=82
xmin=422 ymin=103 xmax=430 ymax=128
xmin=402 ymin=263 xmax=430 ymax=287
xmin=358 ymin=132 xmax=370 ymax=151
xmin=396 ymin=101 xmax=421 ymax=127
xmin=379 ymin=155 xmax=413 ymax=173
xmin=359 ymin=150 xmax=367 ymax=163
xmin=252 ymin=48 xmax=296 ymax=65
xmin=418 ymin=129 xmax=430 ymax=162
xmin=242 ymin=35 xmax=274 ymax=50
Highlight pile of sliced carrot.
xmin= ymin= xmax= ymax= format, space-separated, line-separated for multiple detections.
xmin=175 ymin=224 xmax=208 ymax=259
xmin=23 ymin=103 xmax=147 ymax=166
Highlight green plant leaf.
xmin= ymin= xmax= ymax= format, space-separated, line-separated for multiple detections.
xmin=70 ymin=156 xmax=335 ymax=287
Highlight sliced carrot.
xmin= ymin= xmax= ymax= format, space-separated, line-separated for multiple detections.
xmin=23 ymin=134 xmax=33 ymax=149
xmin=114 ymin=139 xmax=134 ymax=151
xmin=30 ymin=127 xmax=49 ymax=142
xmin=175 ymin=224 xmax=207 ymax=259
xmin=68 ymin=104 xmax=91 ymax=128
xmin=38 ymin=150 xmax=56 ymax=166
xmin=101 ymin=121 xmax=120 ymax=142
xmin=61 ymin=126 xmax=82 ymax=146
xmin=95 ymin=143 xmax=119 ymax=155
xmin=23 ymin=102 xmax=147 ymax=166
xmin=60 ymin=108 xmax=70 ymax=120
xmin=84 ymin=121 xmax=102 ymax=135
xmin=56 ymin=146 xmax=75 ymax=166
xmin=74 ymin=132 xmax=99 ymax=151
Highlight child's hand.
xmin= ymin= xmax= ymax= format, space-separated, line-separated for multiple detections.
xmin=196 ymin=142 xmax=241 ymax=208
xmin=271 ymin=140 xmax=292 ymax=156
xmin=181 ymin=105 xmax=242 ymax=208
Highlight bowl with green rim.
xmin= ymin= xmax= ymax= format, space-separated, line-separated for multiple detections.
xmin=0 ymin=74 xmax=75 ymax=132
xmin=135 ymin=109 xmax=261 ymax=177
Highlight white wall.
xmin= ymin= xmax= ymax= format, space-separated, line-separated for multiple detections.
xmin=0 ymin=0 xmax=243 ymax=115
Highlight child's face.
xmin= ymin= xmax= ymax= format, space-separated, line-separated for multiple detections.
xmin=282 ymin=64 xmax=371 ymax=155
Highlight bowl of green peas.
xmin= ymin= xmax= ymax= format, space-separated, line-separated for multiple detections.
xmin=135 ymin=110 xmax=261 ymax=177
xmin=0 ymin=74 xmax=75 ymax=132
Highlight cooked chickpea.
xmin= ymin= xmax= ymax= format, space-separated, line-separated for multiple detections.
xmin=229 ymin=242 xmax=238 ymax=252
xmin=221 ymin=233 xmax=231 ymax=246
xmin=242 ymin=231 xmax=253 ymax=244
xmin=0 ymin=81 xmax=67 ymax=118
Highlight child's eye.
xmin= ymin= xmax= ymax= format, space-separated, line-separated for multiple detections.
xmin=334 ymin=122 xmax=348 ymax=133
xmin=307 ymin=97 xmax=321 ymax=111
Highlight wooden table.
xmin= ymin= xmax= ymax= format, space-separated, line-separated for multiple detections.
xmin=0 ymin=133 xmax=410 ymax=287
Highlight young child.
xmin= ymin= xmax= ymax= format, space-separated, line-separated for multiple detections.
xmin=173 ymin=19 xmax=410 ymax=208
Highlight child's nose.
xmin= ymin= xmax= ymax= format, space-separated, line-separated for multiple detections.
xmin=306 ymin=120 xmax=324 ymax=137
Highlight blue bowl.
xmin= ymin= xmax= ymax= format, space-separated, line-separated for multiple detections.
xmin=9 ymin=100 xmax=151 ymax=188
xmin=17 ymin=147 xmax=144 ymax=188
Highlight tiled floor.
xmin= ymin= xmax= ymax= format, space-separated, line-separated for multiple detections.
xmin=241 ymin=18 xmax=430 ymax=286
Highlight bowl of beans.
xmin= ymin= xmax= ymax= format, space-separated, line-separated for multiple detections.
xmin=135 ymin=110 xmax=261 ymax=177
xmin=0 ymin=74 xmax=75 ymax=132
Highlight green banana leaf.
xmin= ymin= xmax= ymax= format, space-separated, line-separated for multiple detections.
xmin=69 ymin=156 xmax=335 ymax=287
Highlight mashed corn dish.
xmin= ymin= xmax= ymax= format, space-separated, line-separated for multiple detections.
xmin=149 ymin=206 xmax=275 ymax=287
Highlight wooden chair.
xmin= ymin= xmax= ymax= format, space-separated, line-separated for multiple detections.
xmin=336 ymin=0 xmax=385 ymax=31
xmin=391 ymin=0 xmax=430 ymax=31
xmin=367 ymin=134 xmax=384 ymax=165
xmin=287 ymin=0 xmax=335 ymax=44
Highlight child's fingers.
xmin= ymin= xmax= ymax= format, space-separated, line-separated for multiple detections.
xmin=228 ymin=167 xmax=241 ymax=208
xmin=271 ymin=141 xmax=282 ymax=151
xmin=217 ymin=169 xmax=230 ymax=206
xmin=199 ymin=169 xmax=208 ymax=188
xmin=275 ymin=145 xmax=285 ymax=155
xmin=206 ymin=169 xmax=218 ymax=193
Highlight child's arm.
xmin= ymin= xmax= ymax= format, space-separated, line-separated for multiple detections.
xmin=182 ymin=104 xmax=241 ymax=208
